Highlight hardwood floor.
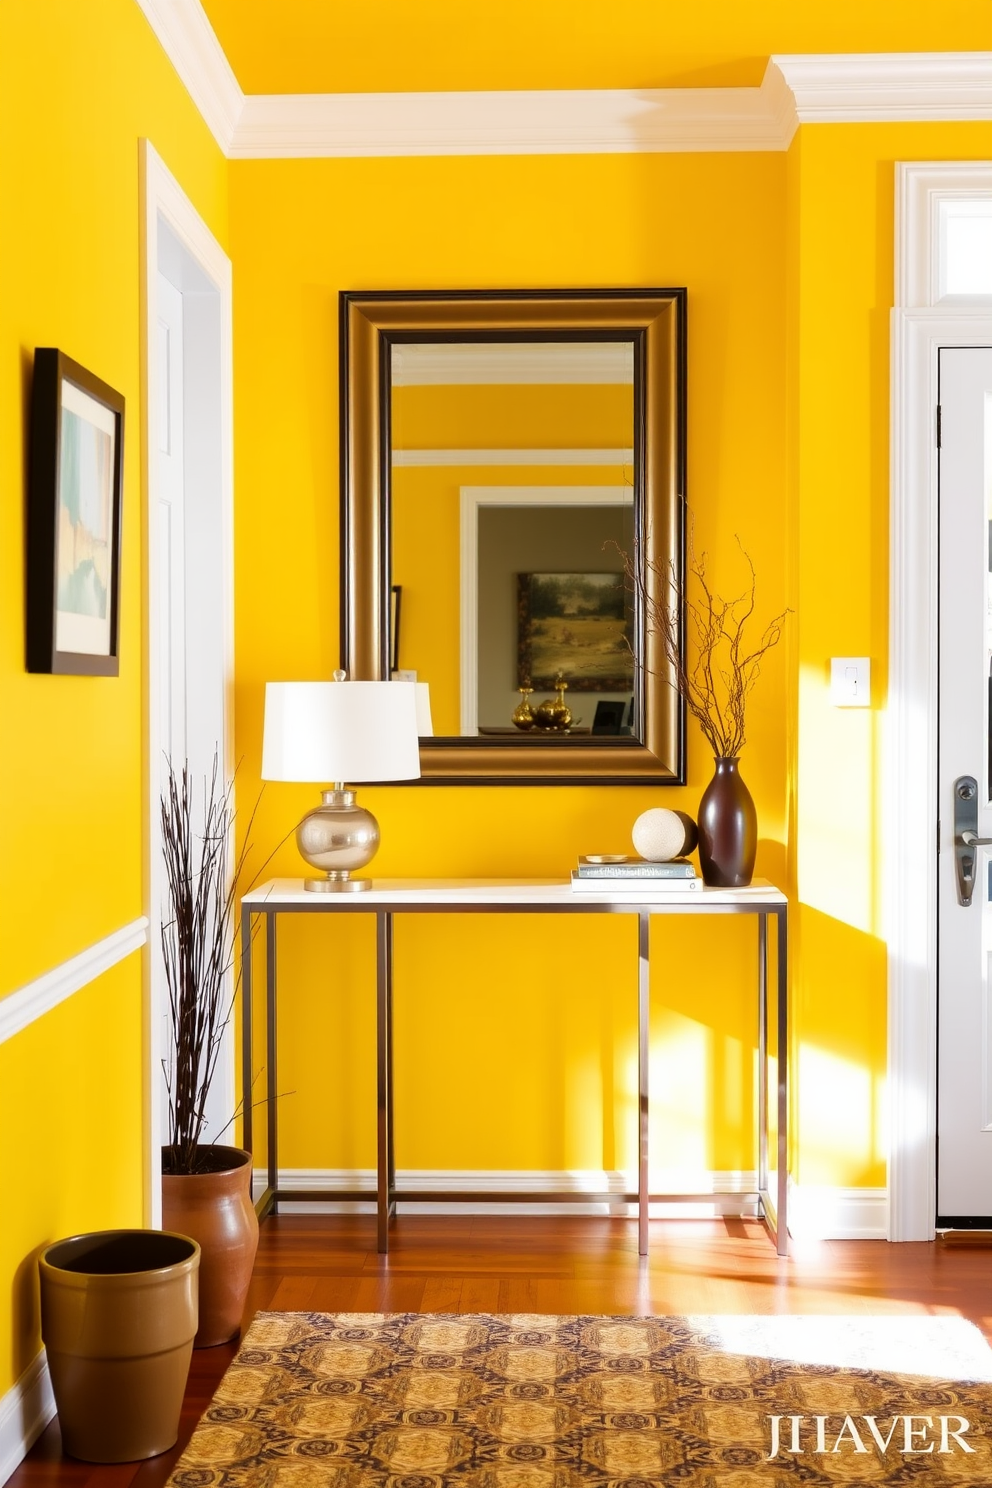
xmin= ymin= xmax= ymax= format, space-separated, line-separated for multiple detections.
xmin=11 ymin=1213 xmax=992 ymax=1488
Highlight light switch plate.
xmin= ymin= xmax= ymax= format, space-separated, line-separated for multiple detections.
xmin=830 ymin=657 xmax=871 ymax=707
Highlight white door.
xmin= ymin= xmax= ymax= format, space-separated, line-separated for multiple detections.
xmin=154 ymin=258 xmax=233 ymax=1149
xmin=157 ymin=272 xmax=187 ymax=761
xmin=937 ymin=345 xmax=992 ymax=1223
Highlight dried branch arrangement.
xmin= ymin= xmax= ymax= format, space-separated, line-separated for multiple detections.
xmin=622 ymin=534 xmax=790 ymax=759
xmin=160 ymin=755 xmax=254 ymax=1175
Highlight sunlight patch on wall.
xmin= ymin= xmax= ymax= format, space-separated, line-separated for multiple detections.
xmin=650 ymin=1015 xmax=711 ymax=1172
xmin=799 ymin=1044 xmax=878 ymax=1180
xmin=797 ymin=663 xmax=876 ymax=934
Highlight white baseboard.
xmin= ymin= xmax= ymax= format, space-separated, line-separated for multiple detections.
xmin=0 ymin=1350 xmax=54 ymax=1487
xmin=251 ymin=1168 xmax=763 ymax=1219
xmin=787 ymin=1181 xmax=889 ymax=1240
xmin=252 ymin=1168 xmax=890 ymax=1238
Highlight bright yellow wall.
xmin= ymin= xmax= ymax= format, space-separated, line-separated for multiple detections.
xmin=232 ymin=150 xmax=789 ymax=1180
xmin=0 ymin=0 xmax=228 ymax=991
xmin=0 ymin=961 xmax=144 ymax=1386
xmin=789 ymin=120 xmax=991 ymax=1186
xmin=393 ymin=383 xmax=634 ymax=450
xmin=0 ymin=0 xmax=227 ymax=1395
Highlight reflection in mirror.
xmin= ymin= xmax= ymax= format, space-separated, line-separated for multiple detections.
xmin=340 ymin=290 xmax=685 ymax=784
xmin=390 ymin=342 xmax=635 ymax=738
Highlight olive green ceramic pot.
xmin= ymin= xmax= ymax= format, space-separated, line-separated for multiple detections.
xmin=39 ymin=1229 xmax=199 ymax=1462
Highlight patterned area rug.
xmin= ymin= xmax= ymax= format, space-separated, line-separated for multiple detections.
xmin=168 ymin=1312 xmax=992 ymax=1486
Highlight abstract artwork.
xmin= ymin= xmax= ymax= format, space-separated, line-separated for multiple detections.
xmin=27 ymin=348 xmax=123 ymax=675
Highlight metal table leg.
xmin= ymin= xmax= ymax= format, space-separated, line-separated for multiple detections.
xmin=638 ymin=910 xmax=650 ymax=1256
xmin=757 ymin=913 xmax=768 ymax=1207
xmin=266 ymin=910 xmax=278 ymax=1208
xmin=776 ymin=906 xmax=789 ymax=1255
xmin=377 ymin=910 xmax=394 ymax=1253
xmin=241 ymin=909 xmax=254 ymax=1154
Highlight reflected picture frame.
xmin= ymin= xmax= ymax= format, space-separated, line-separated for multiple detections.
xmin=27 ymin=349 xmax=124 ymax=676
xmin=390 ymin=583 xmax=402 ymax=674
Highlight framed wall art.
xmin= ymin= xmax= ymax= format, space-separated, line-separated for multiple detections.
xmin=27 ymin=348 xmax=124 ymax=675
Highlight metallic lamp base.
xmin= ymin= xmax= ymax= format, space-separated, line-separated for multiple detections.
xmin=296 ymin=787 xmax=380 ymax=892
xmin=304 ymin=875 xmax=372 ymax=893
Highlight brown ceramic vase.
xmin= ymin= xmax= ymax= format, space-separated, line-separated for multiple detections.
xmin=697 ymin=756 xmax=757 ymax=887
xmin=39 ymin=1229 xmax=199 ymax=1462
xmin=161 ymin=1144 xmax=258 ymax=1347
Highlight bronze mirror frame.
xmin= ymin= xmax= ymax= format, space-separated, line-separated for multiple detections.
xmin=339 ymin=288 xmax=686 ymax=784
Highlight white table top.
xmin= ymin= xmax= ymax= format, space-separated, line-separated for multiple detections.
xmin=242 ymin=877 xmax=787 ymax=910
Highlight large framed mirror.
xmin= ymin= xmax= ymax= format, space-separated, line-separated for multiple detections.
xmin=340 ymin=289 xmax=686 ymax=783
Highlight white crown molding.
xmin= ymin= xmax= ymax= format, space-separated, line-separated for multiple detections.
xmin=392 ymin=341 xmax=634 ymax=385
xmin=228 ymin=54 xmax=992 ymax=158
xmin=231 ymin=84 xmax=789 ymax=158
xmin=770 ymin=52 xmax=992 ymax=131
xmin=0 ymin=918 xmax=149 ymax=1046
xmin=133 ymin=0 xmax=244 ymax=152
xmin=0 ymin=1350 xmax=54 ymax=1486
xmin=131 ymin=3 xmax=992 ymax=158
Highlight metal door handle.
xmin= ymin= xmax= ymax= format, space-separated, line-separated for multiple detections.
xmin=953 ymin=775 xmax=988 ymax=905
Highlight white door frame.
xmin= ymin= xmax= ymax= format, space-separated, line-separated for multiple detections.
xmin=888 ymin=161 xmax=992 ymax=1240
xmin=458 ymin=485 xmax=630 ymax=734
xmin=139 ymin=140 xmax=234 ymax=1225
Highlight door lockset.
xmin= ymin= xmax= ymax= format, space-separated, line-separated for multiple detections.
xmin=953 ymin=775 xmax=992 ymax=905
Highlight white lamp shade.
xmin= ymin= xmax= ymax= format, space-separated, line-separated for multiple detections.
xmin=414 ymin=682 xmax=433 ymax=738
xmin=262 ymin=680 xmax=422 ymax=783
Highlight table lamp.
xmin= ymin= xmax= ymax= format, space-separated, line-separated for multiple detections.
xmin=262 ymin=671 xmax=430 ymax=892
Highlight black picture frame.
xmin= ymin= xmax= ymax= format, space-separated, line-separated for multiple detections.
xmin=27 ymin=349 xmax=124 ymax=676
xmin=591 ymin=700 xmax=629 ymax=734
xmin=390 ymin=584 xmax=402 ymax=674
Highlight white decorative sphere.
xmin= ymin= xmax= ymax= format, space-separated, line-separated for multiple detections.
xmin=632 ymin=808 xmax=698 ymax=862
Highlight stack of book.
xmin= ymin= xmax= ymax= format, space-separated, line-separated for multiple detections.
xmin=570 ymin=855 xmax=701 ymax=893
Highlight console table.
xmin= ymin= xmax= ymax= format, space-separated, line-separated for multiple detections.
xmin=240 ymin=878 xmax=789 ymax=1256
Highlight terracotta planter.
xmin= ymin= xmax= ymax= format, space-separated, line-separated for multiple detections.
xmin=39 ymin=1229 xmax=199 ymax=1462
xmin=162 ymin=1144 xmax=258 ymax=1347
xmin=697 ymin=756 xmax=758 ymax=887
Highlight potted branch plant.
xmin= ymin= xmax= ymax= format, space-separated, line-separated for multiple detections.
xmin=624 ymin=533 xmax=789 ymax=886
xmin=160 ymin=756 xmax=258 ymax=1346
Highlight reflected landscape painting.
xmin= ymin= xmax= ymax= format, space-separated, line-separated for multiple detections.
xmin=517 ymin=571 xmax=634 ymax=691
